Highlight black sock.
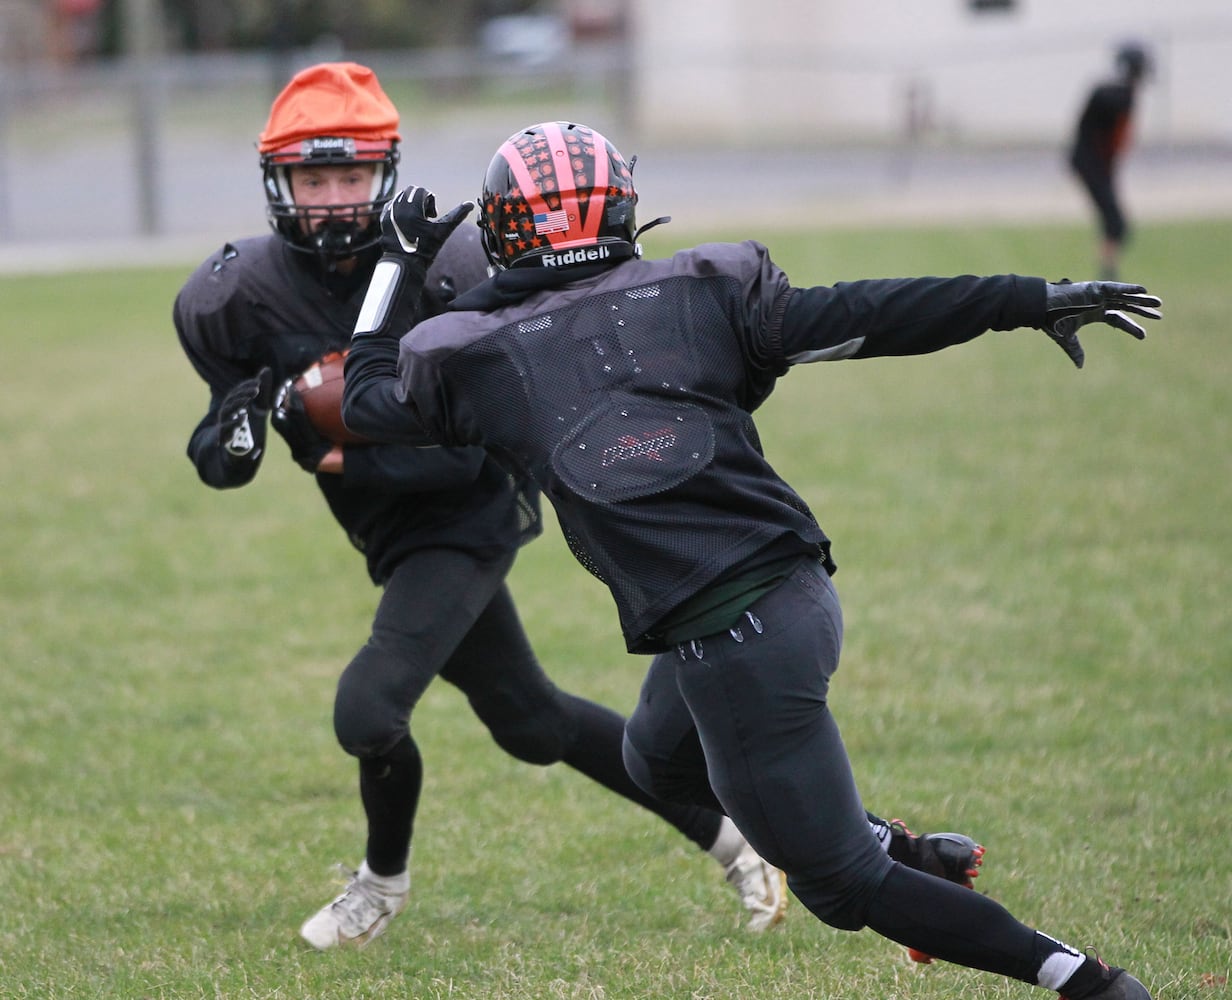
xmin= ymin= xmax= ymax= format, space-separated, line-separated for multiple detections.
xmin=1058 ymin=955 xmax=1118 ymax=999
xmin=863 ymin=865 xmax=1041 ymax=982
xmin=360 ymin=735 xmax=422 ymax=875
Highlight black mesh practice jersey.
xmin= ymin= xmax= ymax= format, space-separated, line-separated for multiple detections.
xmin=345 ymin=240 xmax=1045 ymax=650
xmin=174 ymin=226 xmax=541 ymax=584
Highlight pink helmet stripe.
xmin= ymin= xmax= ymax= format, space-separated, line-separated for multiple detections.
xmin=538 ymin=123 xmax=579 ymax=240
xmin=555 ymin=124 xmax=608 ymax=241
xmin=539 ymin=122 xmax=607 ymax=242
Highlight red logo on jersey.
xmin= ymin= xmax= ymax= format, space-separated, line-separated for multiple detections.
xmin=602 ymin=428 xmax=676 ymax=466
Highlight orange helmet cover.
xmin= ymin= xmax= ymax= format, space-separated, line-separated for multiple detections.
xmin=258 ymin=62 xmax=401 ymax=154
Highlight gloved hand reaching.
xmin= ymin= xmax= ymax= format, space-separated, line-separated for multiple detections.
xmin=1042 ymin=280 xmax=1162 ymax=368
xmin=380 ymin=185 xmax=475 ymax=258
xmin=353 ymin=186 xmax=475 ymax=339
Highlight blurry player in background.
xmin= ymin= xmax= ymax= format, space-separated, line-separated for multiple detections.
xmin=172 ymin=61 xmax=979 ymax=952
xmin=1068 ymin=42 xmax=1152 ymax=280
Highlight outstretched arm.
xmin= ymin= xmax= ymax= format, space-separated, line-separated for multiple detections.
xmin=777 ymin=274 xmax=1160 ymax=367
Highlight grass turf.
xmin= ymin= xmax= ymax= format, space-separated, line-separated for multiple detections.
xmin=0 ymin=217 xmax=1227 ymax=999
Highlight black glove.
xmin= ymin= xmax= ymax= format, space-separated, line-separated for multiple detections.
xmin=1042 ymin=280 xmax=1162 ymax=368
xmin=271 ymin=378 xmax=334 ymax=473
xmin=380 ymin=184 xmax=474 ymax=258
xmin=353 ymin=187 xmax=475 ymax=340
xmin=218 ymin=367 xmax=272 ymax=465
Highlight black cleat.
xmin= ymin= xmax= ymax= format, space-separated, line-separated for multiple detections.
xmin=888 ymin=818 xmax=985 ymax=888
xmin=1061 ymin=957 xmax=1152 ymax=1000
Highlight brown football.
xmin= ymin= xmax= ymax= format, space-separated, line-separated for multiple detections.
xmin=292 ymin=350 xmax=369 ymax=444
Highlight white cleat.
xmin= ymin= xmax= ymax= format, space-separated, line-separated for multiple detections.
xmin=724 ymin=842 xmax=788 ymax=932
xmin=300 ymin=862 xmax=409 ymax=950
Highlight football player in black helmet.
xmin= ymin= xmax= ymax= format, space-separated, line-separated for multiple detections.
xmin=344 ymin=120 xmax=1161 ymax=998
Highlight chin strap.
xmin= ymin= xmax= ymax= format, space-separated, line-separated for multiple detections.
xmin=634 ymin=215 xmax=672 ymax=241
xmin=310 ymin=219 xmax=374 ymax=260
xmin=626 ymin=154 xmax=671 ymax=253
xmin=630 ymin=215 xmax=672 ymax=260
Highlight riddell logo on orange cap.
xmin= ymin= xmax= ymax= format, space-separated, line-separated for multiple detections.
xmin=258 ymin=61 xmax=401 ymax=154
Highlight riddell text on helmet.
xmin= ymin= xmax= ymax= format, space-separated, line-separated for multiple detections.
xmin=541 ymin=246 xmax=611 ymax=267
xmin=301 ymin=136 xmax=357 ymax=157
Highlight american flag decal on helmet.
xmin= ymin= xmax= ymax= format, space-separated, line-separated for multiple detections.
xmin=533 ymin=209 xmax=570 ymax=234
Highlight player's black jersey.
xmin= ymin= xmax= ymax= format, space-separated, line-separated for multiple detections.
xmin=174 ymin=227 xmax=540 ymax=584
xmin=345 ymin=240 xmax=1045 ymax=650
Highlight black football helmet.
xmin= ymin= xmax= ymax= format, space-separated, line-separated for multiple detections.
xmin=479 ymin=121 xmax=639 ymax=270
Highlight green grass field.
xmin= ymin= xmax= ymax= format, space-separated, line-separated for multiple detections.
xmin=1 ymin=218 xmax=1228 ymax=999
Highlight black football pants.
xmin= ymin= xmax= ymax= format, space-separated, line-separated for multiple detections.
xmin=1072 ymin=154 xmax=1127 ymax=243
xmin=623 ymin=557 xmax=1046 ymax=984
xmin=331 ymin=546 xmax=722 ymax=875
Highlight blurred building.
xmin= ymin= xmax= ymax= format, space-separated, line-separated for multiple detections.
xmin=629 ymin=0 xmax=1232 ymax=148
